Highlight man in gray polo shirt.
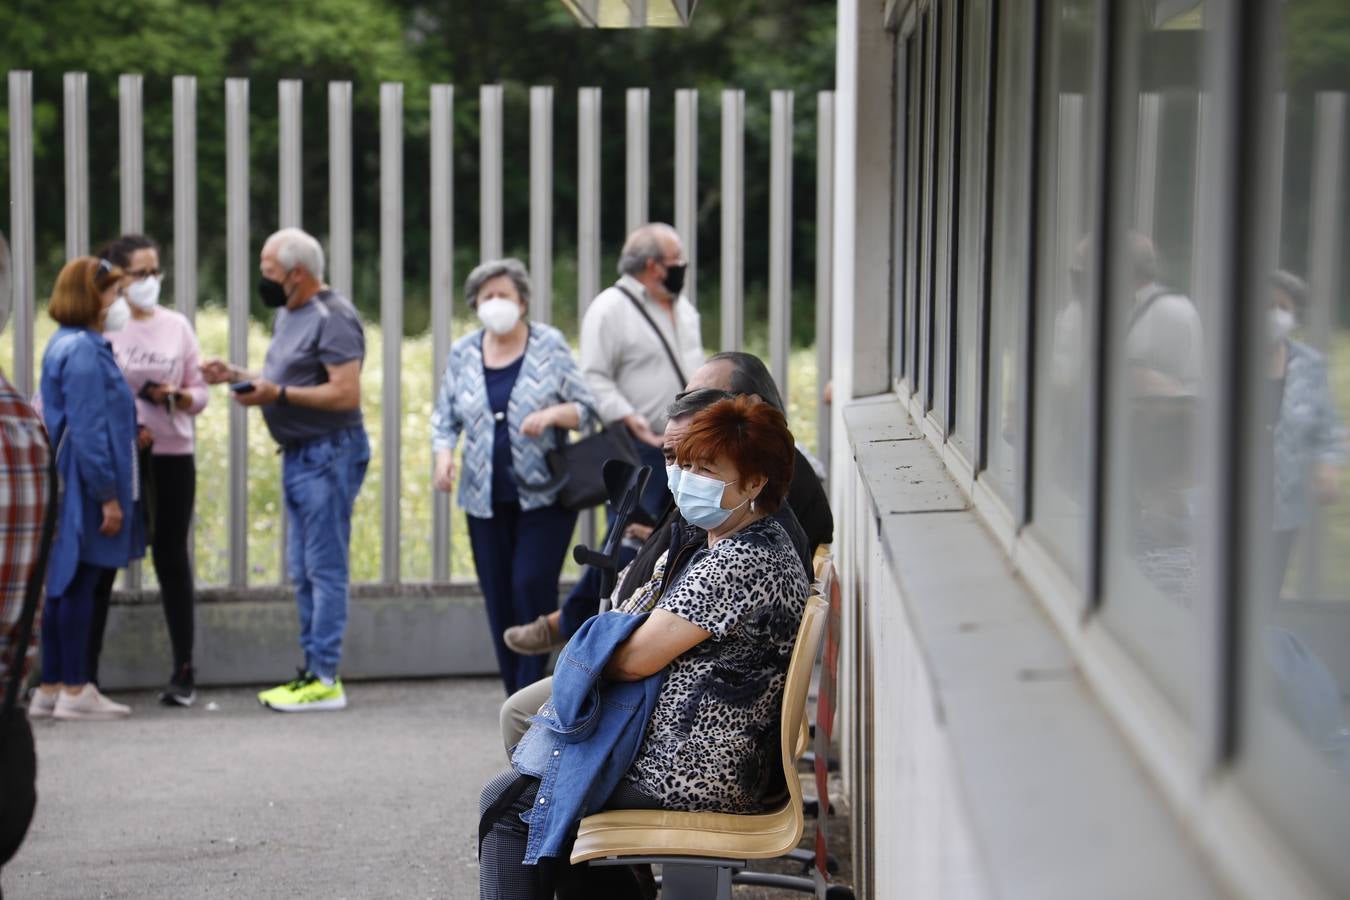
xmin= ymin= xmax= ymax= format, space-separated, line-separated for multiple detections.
xmin=202 ymin=227 xmax=369 ymax=712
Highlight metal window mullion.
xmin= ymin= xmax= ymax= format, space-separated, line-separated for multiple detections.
xmin=329 ymin=82 xmax=354 ymax=299
xmin=720 ymin=90 xmax=745 ymax=351
xmin=1134 ymin=93 xmax=1161 ymax=237
xmin=918 ymin=14 xmax=934 ymax=409
xmin=173 ymin=76 xmax=197 ymax=321
xmin=768 ymin=91 xmax=794 ymax=399
xmin=431 ymin=84 xmax=455 ymax=583
xmin=973 ymin=0 xmax=1000 ymax=474
xmin=225 ymin=78 xmax=250 ymax=589
xmin=674 ymin=89 xmax=698 ymax=307
xmin=577 ymin=88 xmax=602 ymax=320
xmin=480 ymin=85 xmax=504 ymax=261
xmin=530 ymin=86 xmax=554 ymax=325
xmin=626 ymin=88 xmax=649 ymax=235
xmin=63 ymin=72 xmax=89 ymax=258
xmin=9 ymin=72 xmax=35 ymax=397
xmin=119 ymin=74 xmax=144 ymax=235
xmin=816 ymin=91 xmax=835 ymax=472
xmin=942 ymin=0 xmax=965 ymax=434
xmin=380 ymin=83 xmax=404 ymax=586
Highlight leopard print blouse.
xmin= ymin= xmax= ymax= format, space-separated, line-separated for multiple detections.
xmin=624 ymin=516 xmax=809 ymax=812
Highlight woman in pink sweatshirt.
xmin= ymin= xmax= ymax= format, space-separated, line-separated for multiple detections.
xmin=90 ymin=234 xmax=209 ymax=707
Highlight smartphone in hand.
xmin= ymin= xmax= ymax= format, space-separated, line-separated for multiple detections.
xmin=229 ymin=381 xmax=256 ymax=395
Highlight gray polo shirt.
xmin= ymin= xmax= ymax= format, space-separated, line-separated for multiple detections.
xmin=260 ymin=289 xmax=365 ymax=447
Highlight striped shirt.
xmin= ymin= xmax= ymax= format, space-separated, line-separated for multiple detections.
xmin=0 ymin=370 xmax=51 ymax=686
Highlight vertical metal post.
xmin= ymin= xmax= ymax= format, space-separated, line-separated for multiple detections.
xmin=64 ymin=72 xmax=89 ymax=258
xmin=329 ymin=82 xmax=354 ymax=299
xmin=1135 ymin=92 xmax=1160 ymax=238
xmin=530 ymin=86 xmax=554 ymax=325
xmin=768 ymin=91 xmax=794 ymax=399
xmin=119 ymin=74 xmax=144 ymax=235
xmin=626 ymin=88 xmax=649 ymax=235
xmin=278 ymin=80 xmax=303 ymax=228
xmin=815 ymin=91 xmax=835 ymax=474
xmin=173 ymin=76 xmax=197 ymax=320
xmin=1268 ymin=93 xmax=1287 ymax=270
xmin=480 ymin=85 xmax=504 ymax=261
xmin=720 ymin=90 xmax=744 ymax=351
xmin=578 ymin=87 xmax=602 ymax=319
xmin=225 ymin=78 xmax=250 ymax=589
xmin=380 ymin=83 xmax=404 ymax=586
xmin=431 ymin=84 xmax=455 ymax=582
xmin=629 ymin=0 xmax=647 ymax=27
xmin=8 ymin=72 xmax=35 ymax=397
xmin=674 ymin=89 xmax=698 ymax=306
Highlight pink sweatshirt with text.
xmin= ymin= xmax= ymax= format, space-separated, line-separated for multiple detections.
xmin=106 ymin=307 xmax=209 ymax=456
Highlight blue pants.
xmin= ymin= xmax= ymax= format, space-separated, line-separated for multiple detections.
xmin=467 ymin=501 xmax=578 ymax=695
xmin=282 ymin=426 xmax=370 ymax=682
xmin=41 ymin=561 xmax=108 ymax=686
xmin=633 ymin=442 xmax=670 ymax=521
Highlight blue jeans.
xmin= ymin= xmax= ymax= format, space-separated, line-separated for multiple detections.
xmin=40 ymin=561 xmax=107 ymax=686
xmin=467 ymin=501 xmax=578 ymax=695
xmin=282 ymin=426 xmax=370 ymax=682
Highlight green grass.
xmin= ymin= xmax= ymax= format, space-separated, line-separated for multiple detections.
xmin=3 ymin=306 xmax=821 ymax=587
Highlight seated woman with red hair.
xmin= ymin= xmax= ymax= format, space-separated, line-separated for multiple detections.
xmin=478 ymin=396 xmax=810 ymax=900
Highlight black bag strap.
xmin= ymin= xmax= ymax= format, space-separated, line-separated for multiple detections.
xmin=3 ymin=427 xmax=59 ymax=720
xmin=614 ymin=284 xmax=687 ymax=387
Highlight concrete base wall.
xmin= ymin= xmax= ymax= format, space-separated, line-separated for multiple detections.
xmin=98 ymin=581 xmax=571 ymax=690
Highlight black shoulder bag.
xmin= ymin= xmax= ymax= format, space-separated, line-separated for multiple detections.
xmin=614 ymin=285 xmax=688 ymax=387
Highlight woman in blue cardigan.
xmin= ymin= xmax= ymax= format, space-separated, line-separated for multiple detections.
xmin=29 ymin=257 xmax=145 ymax=721
xmin=432 ymin=259 xmax=598 ymax=694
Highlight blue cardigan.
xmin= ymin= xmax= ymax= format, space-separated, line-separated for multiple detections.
xmin=40 ymin=327 xmax=144 ymax=597
xmin=430 ymin=323 xmax=597 ymax=518
xmin=511 ymin=610 xmax=666 ymax=864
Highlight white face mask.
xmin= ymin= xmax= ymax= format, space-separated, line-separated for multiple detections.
xmin=102 ymin=296 xmax=131 ymax=332
xmin=1268 ymin=308 xmax=1296 ymax=342
xmin=125 ymin=275 xmax=162 ymax=311
xmin=477 ymin=296 xmax=523 ymax=335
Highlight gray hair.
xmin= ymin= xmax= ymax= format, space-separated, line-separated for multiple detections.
xmin=667 ymin=388 xmax=735 ymax=421
xmin=266 ymin=227 xmax=326 ymax=281
xmin=464 ymin=258 xmax=532 ymax=309
xmin=707 ymin=351 xmax=785 ymax=412
xmin=1271 ymin=269 xmax=1309 ymax=314
xmin=618 ymin=223 xmax=679 ymax=276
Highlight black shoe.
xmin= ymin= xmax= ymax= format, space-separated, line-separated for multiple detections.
xmin=159 ymin=664 xmax=196 ymax=707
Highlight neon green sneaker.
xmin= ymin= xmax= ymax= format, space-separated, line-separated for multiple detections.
xmin=258 ymin=670 xmax=347 ymax=712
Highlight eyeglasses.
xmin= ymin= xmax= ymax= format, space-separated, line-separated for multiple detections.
xmin=125 ymin=267 xmax=162 ymax=279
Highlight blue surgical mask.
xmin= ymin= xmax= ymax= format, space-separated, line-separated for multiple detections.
xmin=665 ymin=463 xmax=683 ymax=495
xmin=674 ymin=469 xmax=747 ymax=530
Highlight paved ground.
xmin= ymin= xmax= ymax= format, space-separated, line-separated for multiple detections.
xmin=1 ymin=677 xmax=854 ymax=899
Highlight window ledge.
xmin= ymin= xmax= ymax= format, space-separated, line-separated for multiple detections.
xmin=844 ymin=393 xmax=1225 ymax=900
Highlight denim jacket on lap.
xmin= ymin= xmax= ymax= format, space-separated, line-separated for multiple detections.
xmin=511 ymin=610 xmax=665 ymax=864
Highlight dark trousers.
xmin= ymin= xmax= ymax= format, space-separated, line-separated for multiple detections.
xmin=88 ymin=455 xmax=197 ymax=684
xmin=478 ymin=769 xmax=659 ymax=900
xmin=633 ymin=443 xmax=670 ymax=521
xmin=41 ymin=562 xmax=107 ymax=686
xmin=467 ymin=501 xmax=578 ymax=695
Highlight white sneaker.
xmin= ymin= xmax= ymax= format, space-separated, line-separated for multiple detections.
xmin=53 ymin=684 xmax=131 ymax=721
xmin=27 ymin=689 xmax=58 ymax=719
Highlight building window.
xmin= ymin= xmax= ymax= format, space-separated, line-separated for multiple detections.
xmin=983 ymin=0 xmax=1036 ymax=502
xmin=931 ymin=0 xmax=960 ymax=432
xmin=1237 ymin=3 xmax=1350 ymax=890
xmin=891 ymin=33 xmax=910 ymax=386
xmin=1099 ymin=6 xmax=1210 ymax=720
xmin=1028 ymin=0 xmax=1101 ymax=584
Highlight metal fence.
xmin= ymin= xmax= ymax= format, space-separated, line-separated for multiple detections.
xmin=5 ymin=71 xmax=837 ymax=590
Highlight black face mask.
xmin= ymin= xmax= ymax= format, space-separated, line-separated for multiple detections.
xmin=661 ymin=263 xmax=687 ymax=297
xmin=258 ymin=276 xmax=288 ymax=309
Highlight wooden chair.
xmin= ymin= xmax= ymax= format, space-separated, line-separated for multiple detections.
xmin=570 ymin=589 xmax=829 ymax=900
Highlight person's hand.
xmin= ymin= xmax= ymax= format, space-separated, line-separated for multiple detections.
xmin=200 ymin=358 xmax=235 ymax=385
xmin=173 ymin=390 xmax=193 ymax=410
xmin=1315 ymin=463 xmax=1342 ymax=505
xmin=623 ymin=414 xmax=663 ymax=448
xmin=233 ymin=378 xmax=280 ymax=407
xmin=144 ymin=383 xmax=176 ymax=404
xmin=520 ymin=408 xmax=556 ymax=438
xmin=624 ymin=522 xmax=654 ymax=543
xmin=433 ymin=449 xmax=456 ymax=492
xmin=100 ymin=498 xmax=124 ymax=536
xmin=136 ymin=426 xmax=154 ymax=449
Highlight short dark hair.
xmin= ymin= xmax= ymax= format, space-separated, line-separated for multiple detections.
xmin=99 ymin=234 xmax=158 ymax=269
xmin=706 ymin=351 xmax=785 ymax=413
xmin=677 ymin=396 xmax=795 ymax=514
xmin=666 ymin=388 xmax=734 ymax=421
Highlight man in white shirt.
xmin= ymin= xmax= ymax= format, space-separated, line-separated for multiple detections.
xmin=580 ymin=222 xmax=704 ymax=517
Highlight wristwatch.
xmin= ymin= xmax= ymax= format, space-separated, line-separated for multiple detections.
xmin=277 ymin=385 xmax=289 ymax=406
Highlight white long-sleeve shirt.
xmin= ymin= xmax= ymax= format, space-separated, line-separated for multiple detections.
xmin=579 ymin=275 xmax=704 ymax=433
